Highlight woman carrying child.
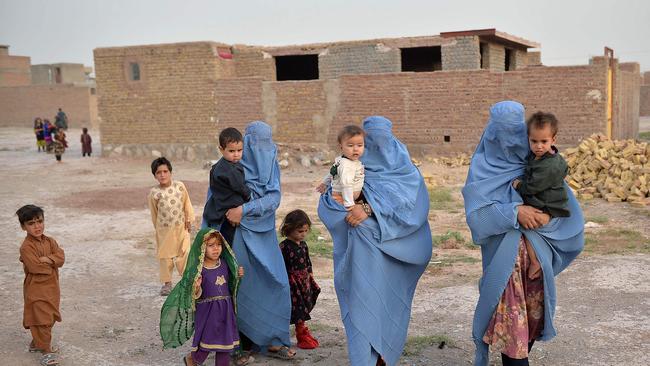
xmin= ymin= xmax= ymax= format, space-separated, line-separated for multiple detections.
xmin=462 ymin=101 xmax=584 ymax=366
xmin=160 ymin=228 xmax=245 ymax=366
xmin=318 ymin=116 xmax=432 ymax=366
xmin=218 ymin=121 xmax=295 ymax=360
xmin=279 ymin=209 xmax=321 ymax=349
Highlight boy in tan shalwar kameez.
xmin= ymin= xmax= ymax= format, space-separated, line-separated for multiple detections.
xmin=17 ymin=204 xmax=65 ymax=366
xmin=148 ymin=157 xmax=194 ymax=296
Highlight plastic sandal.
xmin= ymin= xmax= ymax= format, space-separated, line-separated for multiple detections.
xmin=267 ymin=346 xmax=296 ymax=360
xmin=40 ymin=353 xmax=59 ymax=366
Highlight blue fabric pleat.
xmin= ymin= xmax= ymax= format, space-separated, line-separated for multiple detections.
xmin=319 ymin=116 xmax=432 ymax=366
xmin=462 ymin=101 xmax=584 ymax=366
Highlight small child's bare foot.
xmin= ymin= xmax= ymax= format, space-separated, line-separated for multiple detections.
xmin=160 ymin=282 xmax=172 ymax=296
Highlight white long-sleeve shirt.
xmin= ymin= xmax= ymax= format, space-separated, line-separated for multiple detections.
xmin=323 ymin=156 xmax=365 ymax=207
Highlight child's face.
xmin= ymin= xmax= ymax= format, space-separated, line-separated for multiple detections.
xmin=288 ymin=224 xmax=310 ymax=243
xmin=340 ymin=134 xmax=365 ymax=161
xmin=205 ymin=236 xmax=223 ymax=261
xmin=220 ymin=141 xmax=244 ymax=163
xmin=528 ymin=125 xmax=556 ymax=158
xmin=21 ymin=215 xmax=44 ymax=239
xmin=154 ymin=164 xmax=172 ymax=186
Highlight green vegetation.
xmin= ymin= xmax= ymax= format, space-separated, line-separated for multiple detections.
xmin=638 ymin=131 xmax=650 ymax=142
xmin=403 ymin=335 xmax=454 ymax=356
xmin=584 ymin=229 xmax=650 ymax=254
xmin=585 ymin=216 xmax=609 ymax=224
xmin=428 ymin=187 xmax=455 ymax=210
xmin=432 ymin=230 xmax=477 ymax=250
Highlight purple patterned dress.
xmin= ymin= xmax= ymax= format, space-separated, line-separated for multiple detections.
xmin=191 ymin=262 xmax=239 ymax=353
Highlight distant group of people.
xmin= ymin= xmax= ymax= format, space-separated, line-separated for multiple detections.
xmin=16 ymin=101 xmax=584 ymax=366
xmin=32 ymin=108 xmax=93 ymax=162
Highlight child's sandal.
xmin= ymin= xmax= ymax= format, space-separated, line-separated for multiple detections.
xmin=40 ymin=353 xmax=59 ymax=366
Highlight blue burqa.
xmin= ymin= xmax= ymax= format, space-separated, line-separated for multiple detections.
xmin=462 ymin=101 xmax=584 ymax=366
xmin=203 ymin=121 xmax=291 ymax=347
xmin=318 ymin=116 xmax=432 ymax=366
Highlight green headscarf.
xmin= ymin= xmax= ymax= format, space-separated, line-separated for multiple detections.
xmin=159 ymin=228 xmax=240 ymax=349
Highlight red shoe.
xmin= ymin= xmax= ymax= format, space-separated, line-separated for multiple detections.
xmin=302 ymin=324 xmax=320 ymax=347
xmin=296 ymin=322 xmax=317 ymax=349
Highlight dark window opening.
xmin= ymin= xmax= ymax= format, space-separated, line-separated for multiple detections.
xmin=129 ymin=62 xmax=141 ymax=81
xmin=444 ymin=135 xmax=451 ymax=143
xmin=275 ymin=55 xmax=319 ymax=81
xmin=55 ymin=67 xmax=62 ymax=84
xmin=505 ymin=48 xmax=512 ymax=71
xmin=90 ymin=88 xmax=96 ymax=95
xmin=401 ymin=46 xmax=442 ymax=72
xmin=480 ymin=42 xmax=487 ymax=69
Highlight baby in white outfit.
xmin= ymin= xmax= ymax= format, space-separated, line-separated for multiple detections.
xmin=317 ymin=125 xmax=365 ymax=208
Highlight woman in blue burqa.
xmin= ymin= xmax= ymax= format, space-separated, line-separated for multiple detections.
xmin=203 ymin=121 xmax=295 ymax=360
xmin=318 ymin=116 xmax=432 ymax=366
xmin=462 ymin=101 xmax=584 ymax=366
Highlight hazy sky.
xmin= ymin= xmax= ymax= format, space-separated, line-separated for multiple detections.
xmin=1 ymin=0 xmax=649 ymax=72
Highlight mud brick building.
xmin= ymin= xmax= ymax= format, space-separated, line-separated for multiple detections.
xmin=641 ymin=71 xmax=650 ymax=117
xmin=0 ymin=45 xmax=98 ymax=129
xmin=93 ymin=29 xmax=641 ymax=160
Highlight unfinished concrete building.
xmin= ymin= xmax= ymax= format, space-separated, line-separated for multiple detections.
xmin=0 ymin=45 xmax=98 ymax=129
xmin=93 ymin=29 xmax=641 ymax=160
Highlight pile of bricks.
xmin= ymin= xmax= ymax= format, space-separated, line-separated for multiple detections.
xmin=432 ymin=153 xmax=472 ymax=167
xmin=563 ymin=134 xmax=650 ymax=207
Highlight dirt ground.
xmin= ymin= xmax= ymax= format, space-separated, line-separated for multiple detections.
xmin=1 ymin=128 xmax=649 ymax=366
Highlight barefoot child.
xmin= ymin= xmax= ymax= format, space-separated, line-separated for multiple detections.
xmin=17 ymin=205 xmax=65 ymax=366
xmin=160 ymin=229 xmax=249 ymax=366
xmin=279 ymin=209 xmax=321 ymax=349
xmin=316 ymin=125 xmax=365 ymax=209
xmin=148 ymin=157 xmax=194 ymax=296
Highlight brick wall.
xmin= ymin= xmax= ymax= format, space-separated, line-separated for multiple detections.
xmin=319 ymin=42 xmax=400 ymax=79
xmin=0 ymin=54 xmax=31 ymax=86
xmin=614 ymin=62 xmax=640 ymax=138
xmin=442 ymin=36 xmax=480 ymax=70
xmin=94 ymin=42 xmax=221 ymax=147
xmin=214 ymin=77 xmax=264 ymax=133
xmin=233 ymin=47 xmax=275 ymax=81
xmin=0 ymin=84 xmax=97 ymax=128
xmin=641 ymin=71 xmax=650 ymax=116
xmin=483 ymin=42 xmax=505 ymax=71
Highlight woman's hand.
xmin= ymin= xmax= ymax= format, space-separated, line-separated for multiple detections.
xmin=225 ymin=205 xmax=243 ymax=226
xmin=517 ymin=205 xmax=549 ymax=229
xmin=315 ymin=183 xmax=327 ymax=194
xmin=345 ymin=204 xmax=369 ymax=227
xmin=238 ymin=266 xmax=244 ymax=278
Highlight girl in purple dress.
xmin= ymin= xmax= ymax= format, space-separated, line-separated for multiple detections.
xmin=160 ymin=229 xmax=250 ymax=366
xmin=279 ymin=209 xmax=321 ymax=349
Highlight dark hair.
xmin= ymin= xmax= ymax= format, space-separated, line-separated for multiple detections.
xmin=16 ymin=204 xmax=44 ymax=225
xmin=82 ymin=127 xmax=88 ymax=133
xmin=205 ymin=231 xmax=225 ymax=248
xmin=526 ymin=111 xmax=559 ymax=136
xmin=280 ymin=209 xmax=312 ymax=237
xmin=219 ymin=127 xmax=243 ymax=149
xmin=337 ymin=125 xmax=365 ymax=144
xmin=151 ymin=157 xmax=172 ymax=175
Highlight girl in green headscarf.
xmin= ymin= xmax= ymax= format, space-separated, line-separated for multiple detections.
xmin=160 ymin=228 xmax=249 ymax=366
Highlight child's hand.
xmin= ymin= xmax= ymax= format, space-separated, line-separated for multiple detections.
xmin=39 ymin=256 xmax=53 ymax=265
xmin=315 ymin=183 xmax=327 ymax=194
xmin=238 ymin=266 xmax=244 ymax=278
xmin=512 ymin=179 xmax=521 ymax=189
xmin=195 ymin=275 xmax=202 ymax=287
